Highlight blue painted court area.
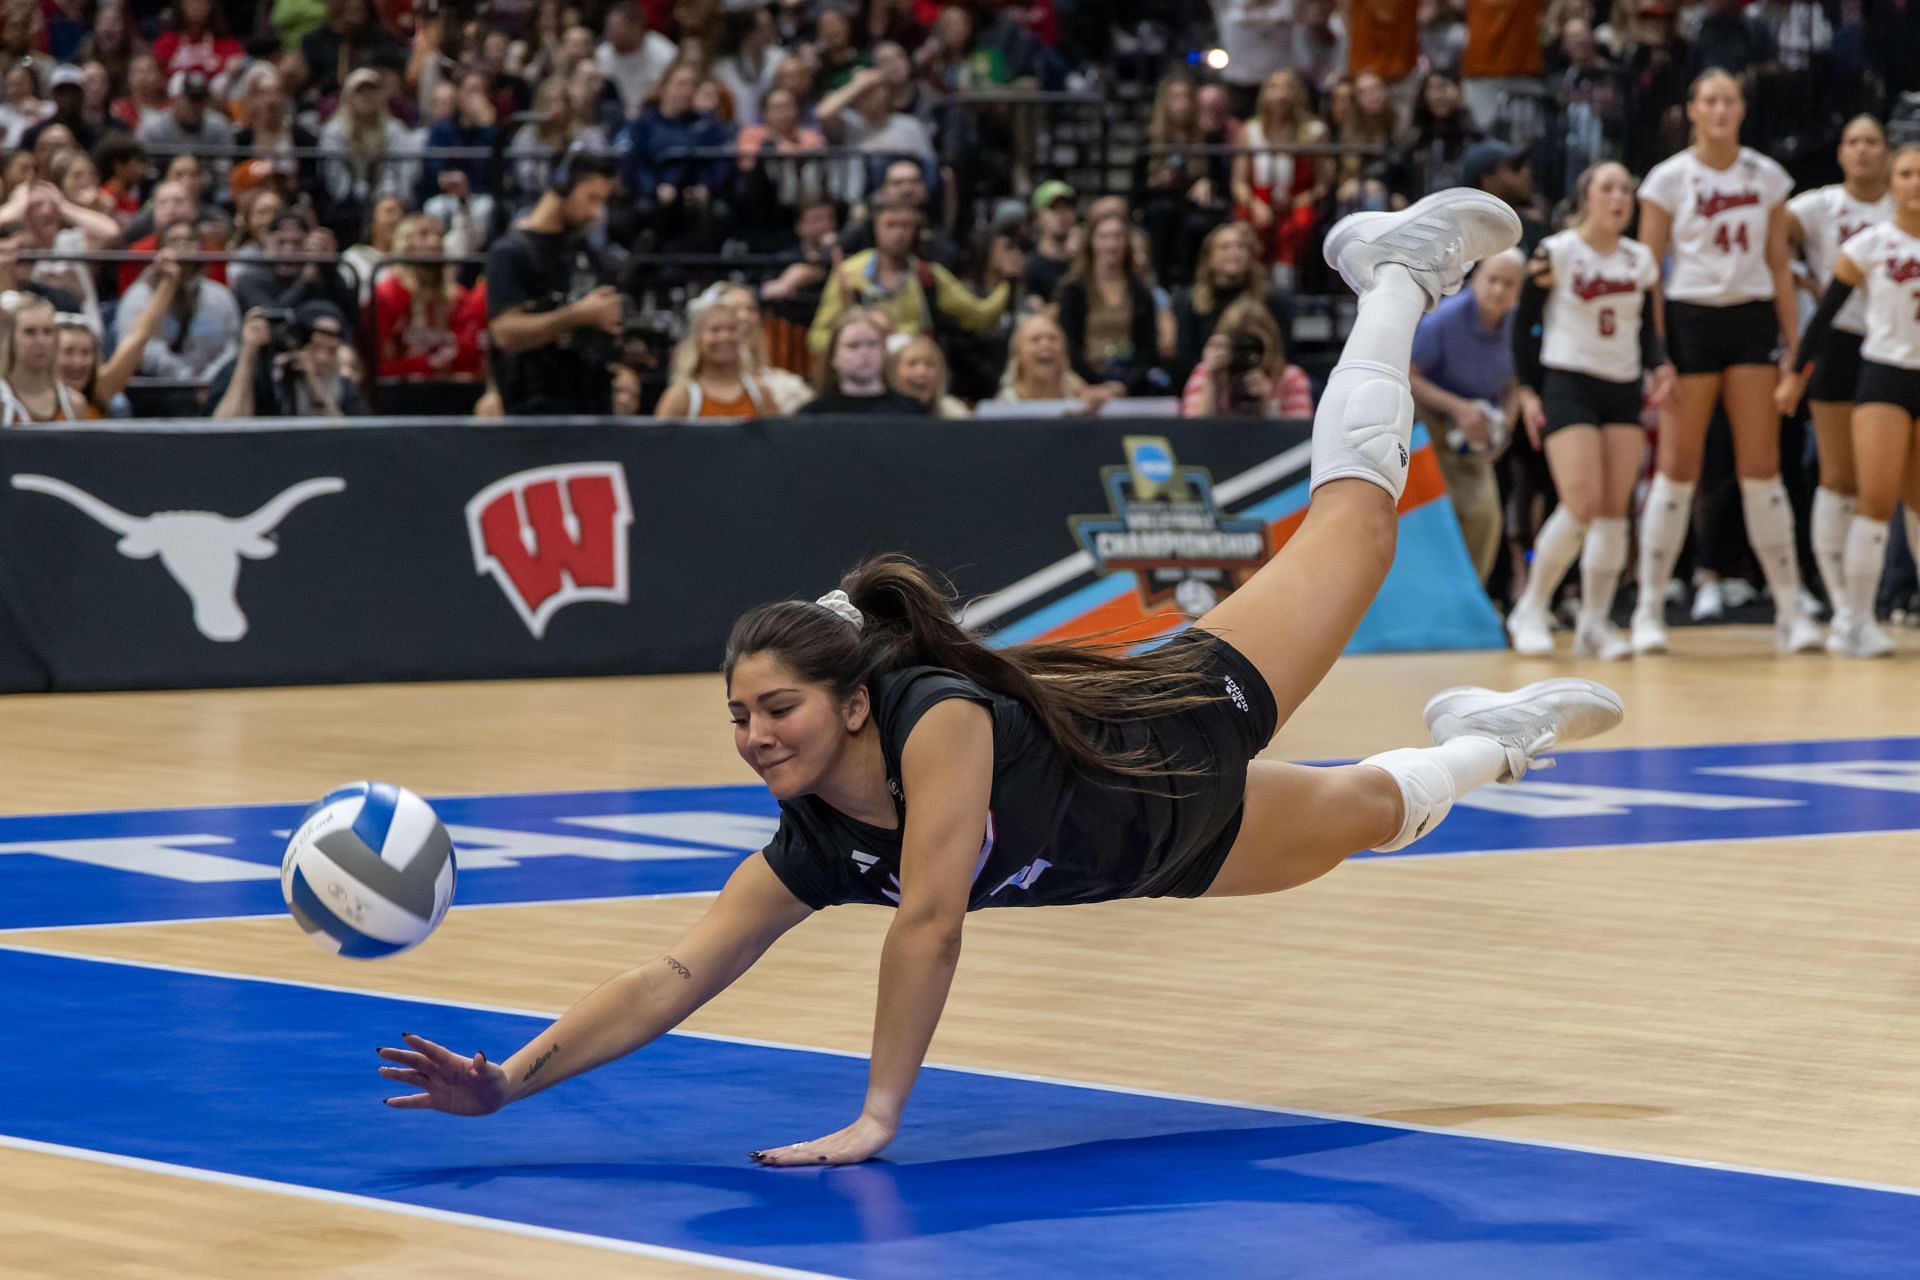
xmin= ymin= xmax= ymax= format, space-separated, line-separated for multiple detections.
xmin=1 ymin=947 xmax=1911 ymax=1279
xmin=3 ymin=738 xmax=1919 ymax=932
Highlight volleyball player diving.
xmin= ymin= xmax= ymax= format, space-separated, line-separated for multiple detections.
xmin=1783 ymin=117 xmax=1895 ymax=645
xmin=1776 ymin=142 xmax=1920 ymax=657
xmin=1506 ymin=161 xmax=1675 ymax=659
xmin=375 ymin=189 xmax=1626 ymax=1167
xmin=1633 ymin=68 xmax=1820 ymax=654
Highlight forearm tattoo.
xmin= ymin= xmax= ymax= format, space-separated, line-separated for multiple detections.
xmin=522 ymin=1044 xmax=559 ymax=1083
xmin=663 ymin=955 xmax=692 ymax=980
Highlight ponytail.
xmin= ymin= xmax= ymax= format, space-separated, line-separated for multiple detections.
xmin=723 ymin=554 xmax=1224 ymax=782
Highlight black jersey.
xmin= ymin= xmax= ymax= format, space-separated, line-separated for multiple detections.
xmin=760 ymin=634 xmax=1280 ymax=911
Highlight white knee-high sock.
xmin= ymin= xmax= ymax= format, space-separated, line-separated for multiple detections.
xmin=1309 ymin=266 xmax=1427 ymax=500
xmin=1811 ymin=487 xmax=1856 ymax=617
xmin=1842 ymin=515 xmax=1889 ymax=629
xmin=1580 ymin=517 xmax=1629 ymax=630
xmin=1517 ymin=506 xmax=1587 ymax=614
xmin=1634 ymin=474 xmax=1695 ymax=619
xmin=1363 ymin=738 xmax=1510 ymax=852
xmin=1739 ymin=476 xmax=1805 ymax=615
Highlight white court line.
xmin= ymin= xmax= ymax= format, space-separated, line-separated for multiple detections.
xmin=1371 ymin=823 xmax=1920 ymax=863
xmin=0 ymin=890 xmax=725 ymax=936
xmin=3 ymin=941 xmax=1915 ymax=1201
xmin=0 ymin=1133 xmax=845 ymax=1280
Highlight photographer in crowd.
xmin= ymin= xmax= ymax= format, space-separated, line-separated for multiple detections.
xmin=485 ymin=150 xmax=624 ymax=415
xmin=1181 ymin=298 xmax=1313 ymax=418
xmin=209 ymin=300 xmax=363 ymax=418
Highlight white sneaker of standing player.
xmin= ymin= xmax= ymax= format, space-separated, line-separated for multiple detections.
xmin=1825 ymin=608 xmax=1855 ymax=653
xmin=1574 ymin=616 xmax=1633 ymax=660
xmin=1630 ymin=608 xmax=1669 ymax=654
xmin=1775 ymin=606 xmax=1825 ymax=654
xmin=1322 ymin=187 xmax=1524 ymax=311
xmin=1424 ymin=678 xmax=1625 ymax=783
xmin=1505 ymin=604 xmax=1554 ymax=656
xmin=1833 ymin=616 xmax=1896 ymax=658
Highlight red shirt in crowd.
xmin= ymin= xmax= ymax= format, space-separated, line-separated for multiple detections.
xmin=152 ymin=29 xmax=245 ymax=80
xmin=373 ymin=275 xmax=487 ymax=380
xmin=117 ymin=235 xmax=228 ymax=296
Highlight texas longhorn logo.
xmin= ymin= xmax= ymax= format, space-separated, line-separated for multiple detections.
xmin=466 ymin=462 xmax=632 ymax=638
xmin=10 ymin=474 xmax=344 ymax=642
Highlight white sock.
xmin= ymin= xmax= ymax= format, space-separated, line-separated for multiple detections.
xmin=1842 ymin=515 xmax=1888 ymax=631
xmin=1739 ymin=476 xmax=1804 ymax=617
xmin=1517 ymin=506 xmax=1587 ymax=615
xmin=1363 ymin=737 xmax=1510 ymax=852
xmin=1810 ymin=487 xmax=1855 ymax=617
xmin=1580 ymin=517 xmax=1629 ymax=630
xmin=1635 ymin=474 xmax=1695 ymax=619
xmin=1309 ymin=266 xmax=1426 ymax=500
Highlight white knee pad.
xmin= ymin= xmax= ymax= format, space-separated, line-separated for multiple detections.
xmin=1361 ymin=747 xmax=1456 ymax=852
xmin=1310 ymin=359 xmax=1416 ymax=501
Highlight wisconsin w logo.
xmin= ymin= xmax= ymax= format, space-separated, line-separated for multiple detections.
xmin=466 ymin=463 xmax=632 ymax=638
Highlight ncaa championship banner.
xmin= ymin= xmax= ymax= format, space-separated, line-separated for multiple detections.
xmin=0 ymin=417 xmax=1500 ymax=692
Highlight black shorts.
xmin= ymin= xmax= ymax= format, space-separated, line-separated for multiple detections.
xmin=1666 ymin=299 xmax=1779 ymax=375
xmin=1854 ymin=359 xmax=1920 ymax=417
xmin=1128 ymin=628 xmax=1279 ymax=899
xmin=1807 ymin=330 xmax=1865 ymax=404
xmin=1540 ymin=368 xmax=1644 ymax=435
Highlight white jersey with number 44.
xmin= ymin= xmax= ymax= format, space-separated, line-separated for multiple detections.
xmin=1539 ymin=230 xmax=1662 ymax=383
xmin=1641 ymin=147 xmax=1794 ymax=306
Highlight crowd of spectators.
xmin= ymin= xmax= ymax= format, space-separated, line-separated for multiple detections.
xmin=1 ymin=1 xmax=1919 ymax=619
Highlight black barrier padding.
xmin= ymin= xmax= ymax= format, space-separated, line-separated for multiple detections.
xmin=0 ymin=417 xmax=1310 ymax=693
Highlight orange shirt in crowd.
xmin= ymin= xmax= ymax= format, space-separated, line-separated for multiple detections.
xmin=1462 ymin=0 xmax=1545 ymax=79
xmin=1347 ymin=0 xmax=1420 ymax=84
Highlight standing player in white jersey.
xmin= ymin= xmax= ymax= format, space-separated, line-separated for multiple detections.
xmin=1632 ymin=69 xmax=1821 ymax=654
xmin=1784 ymin=116 xmax=1894 ymax=642
xmin=1507 ymin=161 xmax=1675 ymax=659
xmin=1776 ymin=142 xmax=1920 ymax=657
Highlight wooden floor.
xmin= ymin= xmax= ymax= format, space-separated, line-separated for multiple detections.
xmin=6 ymin=626 xmax=1919 ymax=1276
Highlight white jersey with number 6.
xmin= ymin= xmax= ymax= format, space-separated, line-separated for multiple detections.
xmin=1641 ymin=147 xmax=1794 ymax=305
xmin=1538 ymin=230 xmax=1662 ymax=383
xmin=1840 ymin=221 xmax=1920 ymax=371
xmin=1787 ymin=184 xmax=1893 ymax=335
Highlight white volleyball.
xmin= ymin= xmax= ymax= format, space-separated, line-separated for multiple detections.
xmin=281 ymin=782 xmax=456 ymax=959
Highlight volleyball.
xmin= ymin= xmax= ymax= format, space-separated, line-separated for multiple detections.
xmin=281 ymin=782 xmax=456 ymax=959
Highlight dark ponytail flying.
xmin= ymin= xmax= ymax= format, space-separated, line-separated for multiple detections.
xmin=723 ymin=555 xmax=1224 ymax=781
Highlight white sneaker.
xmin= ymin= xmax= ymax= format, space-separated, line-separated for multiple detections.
xmin=1630 ymin=609 xmax=1669 ymax=654
xmin=1825 ymin=609 xmax=1855 ymax=654
xmin=1574 ymin=616 xmax=1633 ymax=660
xmin=1506 ymin=604 xmax=1555 ymax=655
xmin=1834 ymin=617 xmax=1896 ymax=658
xmin=1424 ymin=678 xmax=1626 ymax=783
xmin=1690 ymin=579 xmax=1725 ymax=621
xmin=1775 ymin=610 xmax=1825 ymax=654
xmin=1322 ymin=187 xmax=1523 ymax=309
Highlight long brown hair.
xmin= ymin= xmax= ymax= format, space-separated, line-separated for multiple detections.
xmin=723 ymin=556 xmax=1223 ymax=782
xmin=1190 ymin=222 xmax=1266 ymax=316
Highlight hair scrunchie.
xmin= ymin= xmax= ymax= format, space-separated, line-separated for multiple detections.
xmin=815 ymin=589 xmax=864 ymax=629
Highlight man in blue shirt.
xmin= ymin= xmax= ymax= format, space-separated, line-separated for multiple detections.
xmin=1409 ymin=249 xmax=1536 ymax=583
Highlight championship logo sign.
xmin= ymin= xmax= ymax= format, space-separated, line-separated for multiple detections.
xmin=1068 ymin=437 xmax=1270 ymax=617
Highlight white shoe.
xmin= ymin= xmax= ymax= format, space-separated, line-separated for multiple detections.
xmin=1690 ymin=579 xmax=1725 ymax=621
xmin=1721 ymin=578 xmax=1758 ymax=610
xmin=1506 ymin=604 xmax=1554 ymax=655
xmin=1775 ymin=610 xmax=1825 ymax=654
xmin=1630 ymin=609 xmax=1669 ymax=654
xmin=1834 ymin=617 xmax=1896 ymax=658
xmin=1322 ymin=187 xmax=1523 ymax=309
xmin=1424 ymin=678 xmax=1625 ymax=783
xmin=1825 ymin=609 xmax=1855 ymax=654
xmin=1574 ymin=616 xmax=1633 ymax=660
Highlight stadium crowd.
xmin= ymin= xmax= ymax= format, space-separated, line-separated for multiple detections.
xmin=0 ymin=0 xmax=1916 ymax=623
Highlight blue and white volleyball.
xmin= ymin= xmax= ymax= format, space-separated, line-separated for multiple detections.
xmin=281 ymin=782 xmax=456 ymax=959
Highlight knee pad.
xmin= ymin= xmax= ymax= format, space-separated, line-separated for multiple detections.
xmin=1311 ymin=360 xmax=1416 ymax=501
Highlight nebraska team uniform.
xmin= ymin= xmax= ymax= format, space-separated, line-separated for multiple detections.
xmin=1640 ymin=147 xmax=1794 ymax=373
xmin=762 ymin=632 xmax=1279 ymax=910
xmin=1532 ymin=229 xmax=1662 ymax=432
xmin=1839 ymin=221 xmax=1920 ymax=416
xmin=1788 ymin=184 xmax=1894 ymax=401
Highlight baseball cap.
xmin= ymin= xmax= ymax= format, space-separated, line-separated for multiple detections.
xmin=1030 ymin=179 xmax=1076 ymax=213
xmin=343 ymin=67 xmax=384 ymax=95
xmin=169 ymin=69 xmax=211 ymax=99
xmin=1461 ymin=139 xmax=1529 ymax=188
xmin=48 ymin=64 xmax=84 ymax=92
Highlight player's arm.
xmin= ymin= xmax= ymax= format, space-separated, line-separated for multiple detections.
xmin=379 ymin=852 xmax=814 ymax=1114
xmin=753 ymin=698 xmax=992 ymax=1167
xmin=1777 ymin=253 xmax=1864 ymax=411
xmin=1767 ymin=203 xmax=1800 ymax=358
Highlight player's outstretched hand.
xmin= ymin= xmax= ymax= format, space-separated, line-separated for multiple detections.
xmin=377 ymin=1032 xmax=512 ymax=1116
xmin=751 ymin=1114 xmax=897 ymax=1167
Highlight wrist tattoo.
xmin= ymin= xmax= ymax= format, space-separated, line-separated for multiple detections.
xmin=663 ymin=955 xmax=692 ymax=981
xmin=522 ymin=1044 xmax=559 ymax=1083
